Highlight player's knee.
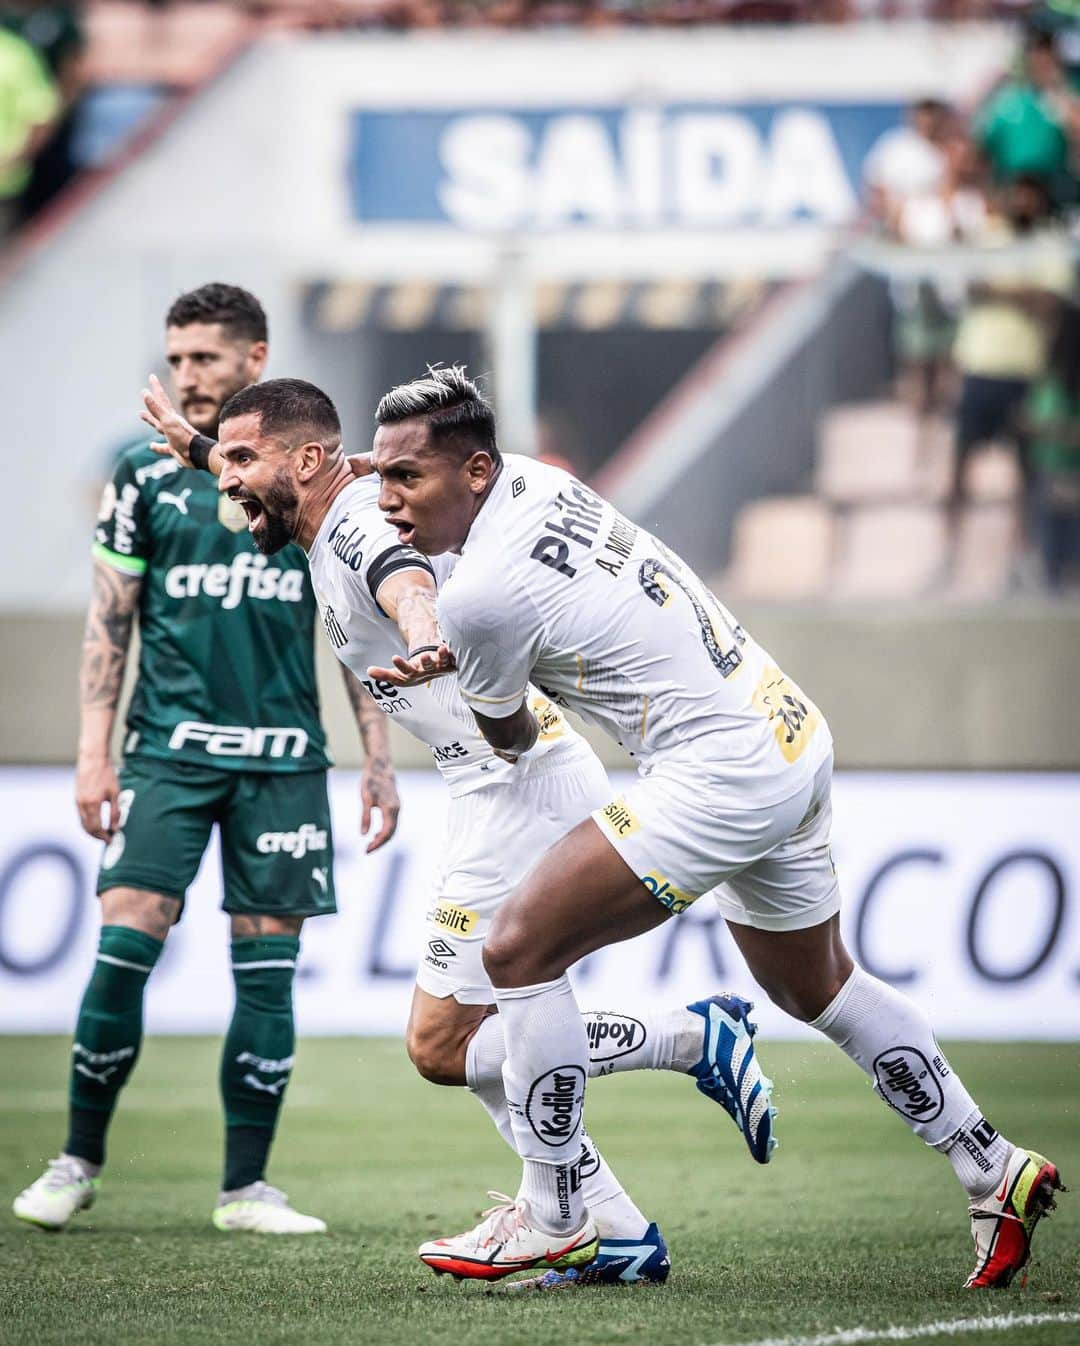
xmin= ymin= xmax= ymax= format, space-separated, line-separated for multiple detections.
xmin=100 ymin=886 xmax=179 ymax=941
xmin=405 ymin=1024 xmax=464 ymax=1086
xmin=756 ymin=972 xmax=849 ymax=1024
xmin=480 ymin=923 xmax=530 ymax=986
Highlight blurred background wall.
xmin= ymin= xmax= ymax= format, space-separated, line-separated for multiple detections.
xmin=1 ymin=3 xmax=1078 ymax=772
xmin=1 ymin=2 xmax=1079 ymax=1035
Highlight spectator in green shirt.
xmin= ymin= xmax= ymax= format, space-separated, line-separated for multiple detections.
xmin=1023 ymin=300 xmax=1080 ymax=589
xmin=0 ymin=24 xmax=59 ymax=236
xmin=0 ymin=3 xmax=86 ymax=221
xmin=976 ymin=29 xmax=1079 ymax=207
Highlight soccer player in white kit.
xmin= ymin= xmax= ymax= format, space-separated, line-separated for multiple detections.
xmin=140 ymin=373 xmax=779 ymax=1286
xmin=368 ymin=366 xmax=1064 ymax=1291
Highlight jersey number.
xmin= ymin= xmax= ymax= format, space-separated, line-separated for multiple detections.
xmin=638 ymin=556 xmax=744 ymax=678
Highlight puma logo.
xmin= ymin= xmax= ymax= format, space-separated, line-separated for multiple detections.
xmin=242 ymin=1073 xmax=288 ymax=1097
xmin=74 ymin=1063 xmax=118 ymax=1086
xmin=312 ymin=866 xmax=328 ymax=893
xmin=159 ymin=488 xmax=192 ymax=515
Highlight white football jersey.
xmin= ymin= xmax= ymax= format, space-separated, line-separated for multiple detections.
xmin=438 ymin=455 xmax=832 ymax=807
xmin=307 ymin=477 xmax=579 ymax=797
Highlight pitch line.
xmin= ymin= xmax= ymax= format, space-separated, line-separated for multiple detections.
xmin=709 ymin=1311 xmax=1080 ymax=1346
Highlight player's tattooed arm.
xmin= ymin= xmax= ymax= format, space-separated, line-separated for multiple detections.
xmin=76 ymin=559 xmax=142 ymax=841
xmin=342 ymin=668 xmax=400 ymax=852
xmin=367 ymin=570 xmax=456 ymax=688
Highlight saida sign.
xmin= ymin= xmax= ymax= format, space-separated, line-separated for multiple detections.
xmin=347 ymin=102 xmax=902 ymax=231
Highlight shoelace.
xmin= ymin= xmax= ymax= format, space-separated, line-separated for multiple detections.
xmin=474 ymin=1191 xmax=529 ymax=1249
xmin=41 ymin=1157 xmax=89 ymax=1191
xmin=240 ymin=1181 xmax=288 ymax=1208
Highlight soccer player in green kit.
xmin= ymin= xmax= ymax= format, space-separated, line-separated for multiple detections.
xmin=13 ymin=284 xmax=398 ymax=1235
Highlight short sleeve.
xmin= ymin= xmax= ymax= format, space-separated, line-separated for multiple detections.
xmin=438 ymin=575 xmax=542 ymax=720
xmin=91 ymin=454 xmax=152 ymax=576
xmin=361 ymin=521 xmax=436 ymax=614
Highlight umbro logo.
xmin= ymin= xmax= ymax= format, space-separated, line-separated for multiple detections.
xmin=427 ymin=939 xmax=456 ymax=959
xmin=512 ymin=476 xmax=526 ymax=498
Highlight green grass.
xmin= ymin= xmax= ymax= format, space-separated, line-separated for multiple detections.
xmin=1 ymin=1038 xmax=1077 ymax=1346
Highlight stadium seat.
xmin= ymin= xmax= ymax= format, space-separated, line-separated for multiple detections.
xmin=831 ymin=503 xmax=948 ymax=599
xmin=86 ymin=2 xmax=253 ymax=88
xmin=723 ymin=495 xmax=833 ymax=600
xmin=816 ymin=401 xmax=947 ymax=505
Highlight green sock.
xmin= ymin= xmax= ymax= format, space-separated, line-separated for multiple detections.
xmin=220 ymin=936 xmax=299 ymax=1192
xmin=65 ymin=924 xmax=163 ymax=1167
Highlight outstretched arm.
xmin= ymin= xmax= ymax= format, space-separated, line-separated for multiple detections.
xmin=366 ymin=568 xmax=456 ymax=687
xmin=341 ymin=667 xmax=400 ymax=853
xmin=76 ymin=560 xmax=141 ymax=840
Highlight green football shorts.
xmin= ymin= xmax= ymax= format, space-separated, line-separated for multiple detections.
xmin=96 ymin=758 xmax=337 ymax=916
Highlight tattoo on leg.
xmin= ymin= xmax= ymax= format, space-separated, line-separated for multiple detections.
xmin=230 ymin=914 xmax=305 ymax=938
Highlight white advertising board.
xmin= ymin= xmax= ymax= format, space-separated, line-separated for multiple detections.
xmin=1 ymin=768 xmax=1077 ymax=1039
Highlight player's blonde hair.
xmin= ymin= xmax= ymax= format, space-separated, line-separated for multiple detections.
xmin=375 ymin=365 xmax=499 ymax=462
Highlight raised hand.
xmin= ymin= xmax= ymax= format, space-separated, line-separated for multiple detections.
xmin=141 ymin=374 xmax=202 ymax=468
xmin=366 ymin=643 xmax=456 ymax=688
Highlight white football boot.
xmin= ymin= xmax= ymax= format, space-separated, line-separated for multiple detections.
xmin=212 ymin=1181 xmax=326 ymax=1234
xmin=13 ymin=1155 xmax=100 ymax=1231
xmin=419 ymin=1191 xmax=599 ymax=1282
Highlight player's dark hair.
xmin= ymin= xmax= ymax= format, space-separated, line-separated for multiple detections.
xmin=166 ymin=283 xmax=268 ymax=343
xmin=219 ymin=378 xmax=341 ymax=448
xmin=375 ymin=365 xmax=500 ymax=465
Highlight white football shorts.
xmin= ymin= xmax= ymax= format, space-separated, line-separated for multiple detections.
xmin=592 ymin=751 xmax=840 ymax=932
xmin=416 ymin=743 xmax=611 ymax=1004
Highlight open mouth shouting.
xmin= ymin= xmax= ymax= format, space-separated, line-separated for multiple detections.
xmin=232 ymin=491 xmax=264 ymax=533
xmin=388 ymin=516 xmax=416 ymax=545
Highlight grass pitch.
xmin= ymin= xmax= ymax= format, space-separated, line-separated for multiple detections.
xmin=1 ymin=1038 xmax=1077 ymax=1346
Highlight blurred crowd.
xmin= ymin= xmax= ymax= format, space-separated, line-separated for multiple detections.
xmin=189 ymin=1 xmax=1080 ymax=28
xmin=0 ymin=4 xmax=84 ymax=236
xmin=865 ymin=21 xmax=1080 ymax=589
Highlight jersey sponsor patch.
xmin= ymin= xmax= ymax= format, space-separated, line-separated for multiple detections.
xmin=529 ymin=694 xmax=566 ymax=742
xmin=168 ymin=721 xmax=309 ymax=759
xmin=597 ymin=797 xmax=640 ymax=841
xmin=256 ymin=823 xmax=328 ymax=859
xmin=164 ymin=552 xmax=305 ymax=610
xmin=641 ymin=871 xmax=695 ymax=915
xmin=751 ymin=666 xmax=821 ymax=764
xmin=427 ymin=900 xmax=479 ymax=937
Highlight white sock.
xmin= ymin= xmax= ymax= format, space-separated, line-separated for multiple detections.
xmin=584 ymin=1005 xmax=703 ymax=1076
xmin=494 ymin=975 xmax=589 ymax=1235
xmin=935 ymin=1110 xmax=1014 ymax=1200
xmin=466 ymin=1012 xmax=649 ymax=1240
xmin=811 ymin=966 xmax=1011 ymax=1197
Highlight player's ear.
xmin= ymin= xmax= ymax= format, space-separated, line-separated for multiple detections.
xmin=295 ymin=441 xmax=324 ymax=482
xmin=246 ymin=341 xmax=269 ymax=379
xmin=465 ymin=450 xmax=494 ymax=494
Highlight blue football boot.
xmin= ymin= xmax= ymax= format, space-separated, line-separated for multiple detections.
xmin=687 ymin=993 xmax=777 ymax=1164
xmin=503 ymin=1222 xmax=670 ymax=1291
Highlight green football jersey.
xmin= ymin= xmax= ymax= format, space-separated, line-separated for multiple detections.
xmin=92 ymin=440 xmax=329 ymax=774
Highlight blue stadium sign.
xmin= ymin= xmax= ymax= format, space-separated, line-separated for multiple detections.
xmin=347 ymin=102 xmax=903 ymax=230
